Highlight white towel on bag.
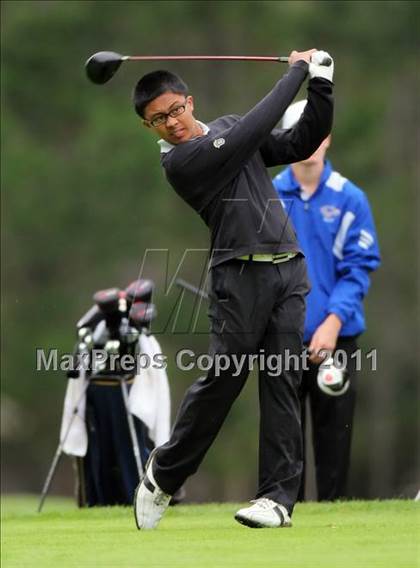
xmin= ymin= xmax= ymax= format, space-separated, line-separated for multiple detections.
xmin=128 ymin=334 xmax=171 ymax=446
xmin=60 ymin=366 xmax=89 ymax=457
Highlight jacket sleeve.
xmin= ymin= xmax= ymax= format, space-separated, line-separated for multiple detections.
xmin=327 ymin=192 xmax=381 ymax=325
xmin=260 ymin=78 xmax=334 ymax=167
xmin=165 ymin=62 xmax=311 ymax=189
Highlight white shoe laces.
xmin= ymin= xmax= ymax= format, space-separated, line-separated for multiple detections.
xmin=250 ymin=498 xmax=278 ymax=510
xmin=154 ymin=488 xmax=170 ymax=506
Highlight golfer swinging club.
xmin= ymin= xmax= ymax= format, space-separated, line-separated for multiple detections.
xmin=132 ymin=48 xmax=334 ymax=529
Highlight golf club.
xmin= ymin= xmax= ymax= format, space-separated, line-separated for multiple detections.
xmin=85 ymin=50 xmax=332 ymax=84
xmin=176 ymin=278 xmax=209 ymax=301
xmin=118 ymin=374 xmax=144 ymax=480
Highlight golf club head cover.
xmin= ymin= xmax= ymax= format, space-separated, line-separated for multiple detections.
xmin=129 ymin=301 xmax=157 ymax=328
xmin=125 ymin=279 xmax=154 ymax=304
xmin=309 ymin=50 xmax=334 ymax=82
xmin=93 ymin=287 xmax=125 ymax=340
xmin=93 ymin=287 xmax=121 ymax=314
xmin=76 ymin=304 xmax=104 ymax=330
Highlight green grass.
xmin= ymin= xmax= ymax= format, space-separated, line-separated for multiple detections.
xmin=1 ymin=496 xmax=419 ymax=568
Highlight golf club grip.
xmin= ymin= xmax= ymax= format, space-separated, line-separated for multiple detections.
xmin=279 ymin=55 xmax=332 ymax=66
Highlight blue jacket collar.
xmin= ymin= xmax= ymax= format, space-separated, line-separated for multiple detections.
xmin=278 ymin=160 xmax=333 ymax=193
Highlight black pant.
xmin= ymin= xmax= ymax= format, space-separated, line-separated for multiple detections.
xmin=299 ymin=337 xmax=358 ymax=501
xmin=153 ymin=256 xmax=310 ymax=513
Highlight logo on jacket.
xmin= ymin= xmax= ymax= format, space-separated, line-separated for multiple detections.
xmin=320 ymin=205 xmax=341 ymax=223
xmin=213 ymin=137 xmax=225 ymax=149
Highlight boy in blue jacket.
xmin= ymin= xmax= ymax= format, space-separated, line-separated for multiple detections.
xmin=273 ymin=100 xmax=380 ymax=500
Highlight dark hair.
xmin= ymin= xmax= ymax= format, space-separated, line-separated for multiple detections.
xmin=132 ymin=70 xmax=188 ymax=118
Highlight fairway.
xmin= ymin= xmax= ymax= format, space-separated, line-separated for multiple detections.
xmin=1 ymin=496 xmax=418 ymax=568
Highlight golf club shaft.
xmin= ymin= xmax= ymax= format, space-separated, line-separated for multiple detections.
xmin=119 ymin=377 xmax=144 ymax=480
xmin=37 ymin=443 xmax=64 ymax=513
xmin=176 ymin=278 xmax=209 ymax=300
xmin=125 ymin=55 xmax=290 ymax=63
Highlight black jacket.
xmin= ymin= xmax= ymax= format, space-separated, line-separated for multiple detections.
xmin=161 ymin=61 xmax=334 ymax=267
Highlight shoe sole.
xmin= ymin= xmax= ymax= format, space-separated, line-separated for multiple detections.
xmin=133 ymin=482 xmax=142 ymax=530
xmin=234 ymin=513 xmax=265 ymax=528
xmin=234 ymin=513 xmax=292 ymax=529
xmin=133 ymin=447 xmax=159 ymax=530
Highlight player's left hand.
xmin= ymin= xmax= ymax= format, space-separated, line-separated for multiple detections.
xmin=309 ymin=50 xmax=334 ymax=82
xmin=308 ymin=313 xmax=342 ymax=363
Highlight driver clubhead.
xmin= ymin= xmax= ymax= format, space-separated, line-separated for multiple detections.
xmin=85 ymin=51 xmax=124 ymax=84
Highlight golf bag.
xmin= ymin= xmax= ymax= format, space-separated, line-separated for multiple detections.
xmin=61 ymin=279 xmax=171 ymax=507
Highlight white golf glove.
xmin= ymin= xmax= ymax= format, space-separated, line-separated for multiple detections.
xmin=309 ymin=50 xmax=334 ymax=82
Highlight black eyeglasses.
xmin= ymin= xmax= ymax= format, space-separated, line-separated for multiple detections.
xmin=147 ymin=101 xmax=187 ymax=128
